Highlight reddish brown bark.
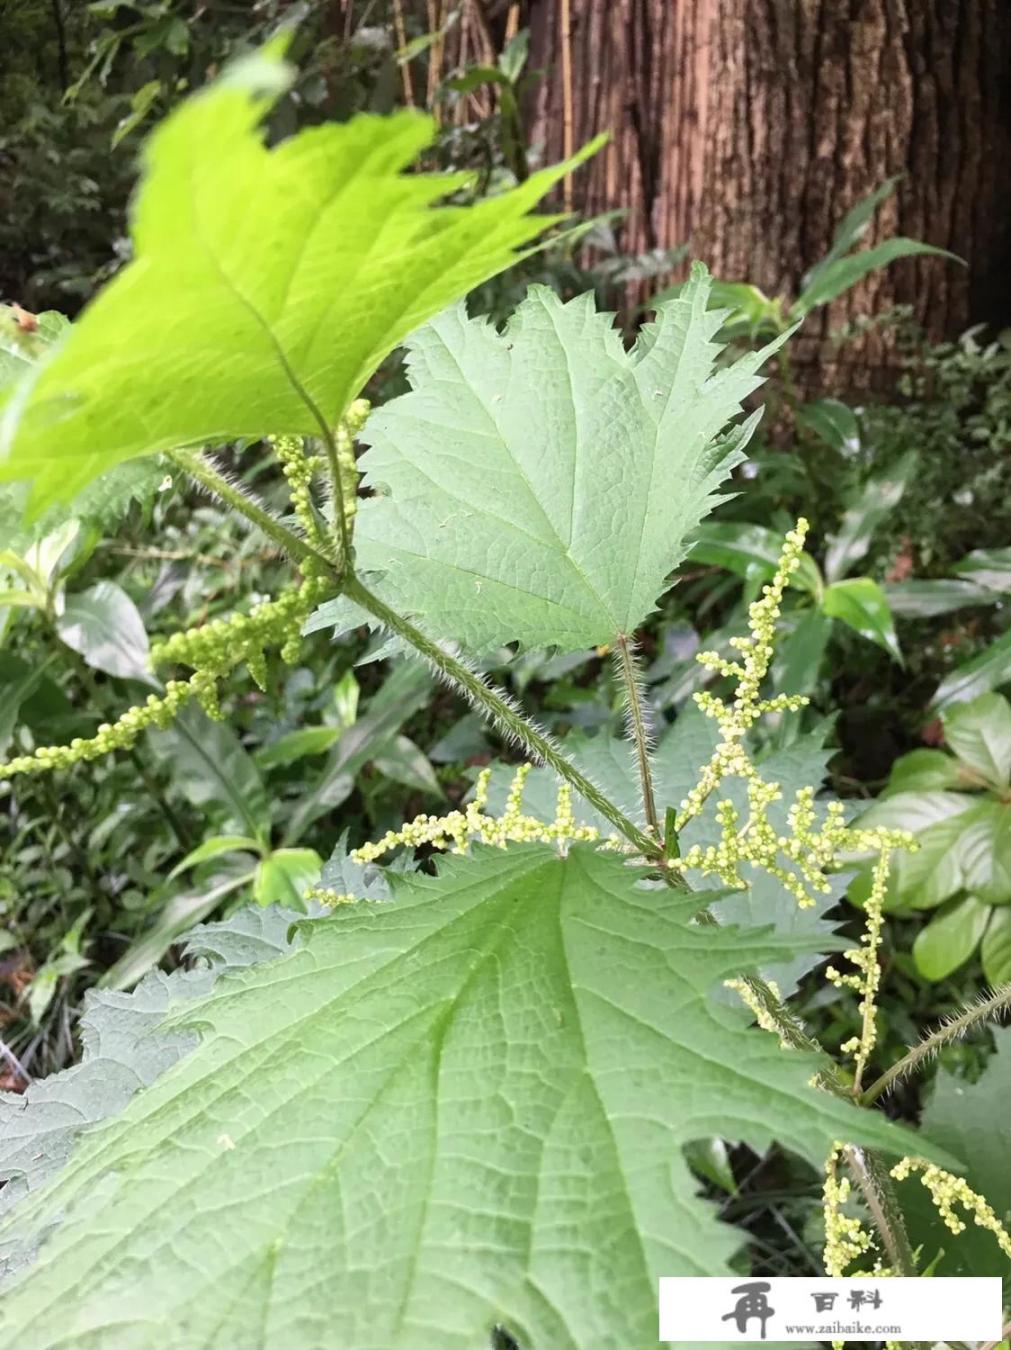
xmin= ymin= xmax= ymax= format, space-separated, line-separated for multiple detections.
xmin=524 ymin=0 xmax=1011 ymax=391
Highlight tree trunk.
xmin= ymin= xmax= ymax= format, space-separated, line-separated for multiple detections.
xmin=525 ymin=0 xmax=1011 ymax=393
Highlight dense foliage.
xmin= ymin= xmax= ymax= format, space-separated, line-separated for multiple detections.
xmin=1 ymin=8 xmax=1010 ymax=1348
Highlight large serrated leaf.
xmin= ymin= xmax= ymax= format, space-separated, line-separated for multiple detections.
xmin=0 ymin=48 xmax=596 ymax=513
xmin=0 ymin=845 xmax=925 ymax=1348
xmin=354 ymin=265 xmax=789 ymax=651
xmin=0 ymin=905 xmax=299 ymax=1223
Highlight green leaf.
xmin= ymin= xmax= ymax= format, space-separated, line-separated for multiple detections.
xmin=823 ymin=453 xmax=916 ymax=583
xmin=0 ymin=653 xmax=54 ymax=755
xmin=943 ymin=693 xmax=1011 ymax=786
xmin=372 ymin=734 xmax=445 ymax=798
xmin=168 ymin=835 xmax=262 ymax=880
xmin=955 ymin=800 xmax=1011 ymax=906
xmin=770 ymin=611 xmax=831 ymax=727
xmin=0 ymin=846 xmax=923 ymax=1345
xmin=55 ymin=580 xmax=155 ymax=683
xmin=150 ymin=706 xmax=269 ymax=842
xmin=884 ymin=577 xmax=1001 ymax=618
xmin=100 ymin=871 xmax=256 ymax=991
xmin=1 ymin=906 xmax=300 ymax=1214
xmin=793 ymin=237 xmax=961 ymax=317
xmin=882 ymin=748 xmax=970 ymax=795
xmin=951 ymin=547 xmax=1011 ymax=595
xmin=283 ymin=659 xmax=432 ymax=843
xmin=931 ymin=630 xmax=1011 ymax=711
xmin=688 ymin=522 xmax=822 ymax=597
xmin=355 ymin=265 xmax=790 ymax=651
xmin=794 ymin=397 xmax=860 ymax=457
xmin=800 ymin=178 xmax=900 ymax=290
xmin=252 ymin=848 xmax=322 ymax=908
xmin=981 ymin=909 xmax=1011 ymax=986
xmin=497 ymin=28 xmax=529 ymax=82
xmin=913 ymin=894 xmax=991 ymax=980
xmin=253 ymin=725 xmax=342 ymax=769
xmin=822 ymin=577 xmax=901 ymax=662
xmin=0 ymin=49 xmax=599 ymax=512
xmin=849 ymin=791 xmax=979 ymax=913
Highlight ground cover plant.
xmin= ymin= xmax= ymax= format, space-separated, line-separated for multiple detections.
xmin=1 ymin=37 xmax=1011 ymax=1350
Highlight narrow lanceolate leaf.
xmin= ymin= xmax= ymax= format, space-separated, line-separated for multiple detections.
xmin=355 ymin=265 xmax=789 ymax=651
xmin=0 ymin=846 xmax=926 ymax=1348
xmin=0 ymin=48 xmax=598 ymax=513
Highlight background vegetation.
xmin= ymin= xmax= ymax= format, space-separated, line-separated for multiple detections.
xmin=1 ymin=0 xmax=1010 ymax=1294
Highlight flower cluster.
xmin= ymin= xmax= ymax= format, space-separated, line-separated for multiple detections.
xmin=665 ymin=521 xmax=913 ymax=920
xmin=0 ymin=678 xmax=202 ymax=777
xmin=335 ymin=399 xmax=370 ymax=536
xmin=822 ymin=1144 xmax=878 ymax=1278
xmin=272 ymin=433 xmax=327 ymax=554
xmin=348 ymin=764 xmax=600 ymax=867
xmin=890 ymin=1158 xmax=1011 ymax=1259
xmin=0 ymin=408 xmax=379 ymax=780
xmin=672 ymin=521 xmax=811 ymax=831
xmin=151 ymin=572 xmax=330 ymax=694
xmin=826 ymin=846 xmax=895 ymax=1088
xmin=0 ymin=569 xmax=331 ymax=780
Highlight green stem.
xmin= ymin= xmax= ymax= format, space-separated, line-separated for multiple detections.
xmin=861 ymin=983 xmax=1011 ymax=1107
xmin=615 ymin=632 xmax=659 ymax=838
xmin=346 ymin=577 xmax=660 ymax=859
xmin=169 ymin=450 xmax=328 ymax=570
xmin=842 ymin=1144 xmax=920 ymax=1282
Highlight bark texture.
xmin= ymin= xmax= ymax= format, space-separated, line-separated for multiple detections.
xmin=525 ymin=0 xmax=1011 ymax=391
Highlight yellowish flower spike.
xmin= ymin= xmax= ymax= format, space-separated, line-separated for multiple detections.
xmin=666 ymin=519 xmax=913 ymax=921
xmin=826 ymin=845 xmax=894 ymax=1091
xmin=890 ymin=1158 xmax=1011 ymax=1260
xmin=348 ymin=766 xmax=601 ymax=867
xmin=822 ymin=1143 xmax=878 ymax=1278
xmin=0 ymin=409 xmax=376 ymax=783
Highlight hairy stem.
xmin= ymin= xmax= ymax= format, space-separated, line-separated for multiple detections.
xmin=861 ymin=984 xmax=1011 ymax=1107
xmin=347 ymin=577 xmax=660 ymax=858
xmin=168 ymin=450 xmax=329 ymax=570
xmin=842 ymin=1145 xmax=920 ymax=1283
xmin=614 ymin=632 xmax=659 ymax=837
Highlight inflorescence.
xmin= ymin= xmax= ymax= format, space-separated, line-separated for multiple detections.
xmin=0 ymin=414 xmax=378 ymax=779
xmin=356 ymin=765 xmax=599 ymax=864
xmin=890 ymin=1158 xmax=1011 ymax=1259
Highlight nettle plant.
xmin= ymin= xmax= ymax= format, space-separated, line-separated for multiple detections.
xmin=1 ymin=47 xmax=1010 ymax=1350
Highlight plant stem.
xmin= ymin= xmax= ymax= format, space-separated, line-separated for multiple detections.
xmin=168 ymin=450 xmax=327 ymax=570
xmin=842 ymin=1145 xmax=919 ymax=1282
xmin=861 ymin=983 xmax=1011 ymax=1106
xmin=347 ymin=577 xmax=660 ymax=858
xmin=615 ymin=632 xmax=659 ymax=837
